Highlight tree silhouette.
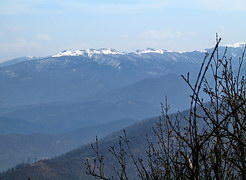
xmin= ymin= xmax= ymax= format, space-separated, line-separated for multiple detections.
xmin=85 ymin=36 xmax=246 ymax=180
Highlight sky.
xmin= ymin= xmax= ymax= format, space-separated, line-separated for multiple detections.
xmin=0 ymin=0 xmax=246 ymax=61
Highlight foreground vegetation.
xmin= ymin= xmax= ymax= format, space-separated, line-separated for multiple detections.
xmin=1 ymin=37 xmax=246 ymax=180
xmin=86 ymin=37 xmax=246 ymax=179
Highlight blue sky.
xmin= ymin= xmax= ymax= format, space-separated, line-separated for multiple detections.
xmin=0 ymin=0 xmax=246 ymax=61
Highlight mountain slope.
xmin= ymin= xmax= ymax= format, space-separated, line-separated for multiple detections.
xmin=0 ymin=49 xmax=203 ymax=108
xmin=0 ymin=107 xmax=193 ymax=180
xmin=0 ymin=116 xmax=44 ymax=134
xmin=0 ymin=73 xmax=192 ymax=134
xmin=0 ymin=45 xmax=244 ymax=108
xmin=87 ymin=73 xmax=192 ymax=112
xmin=0 ymin=118 xmax=137 ymax=172
xmin=0 ymin=99 xmax=158 ymax=134
xmin=0 ymin=45 xmax=245 ymax=178
xmin=0 ymin=117 xmax=157 ymax=179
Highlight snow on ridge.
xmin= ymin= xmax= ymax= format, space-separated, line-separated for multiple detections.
xmin=85 ymin=48 xmax=126 ymax=57
xmin=135 ymin=48 xmax=206 ymax=54
xmin=136 ymin=48 xmax=166 ymax=54
xmin=53 ymin=48 xmax=174 ymax=58
xmin=52 ymin=50 xmax=83 ymax=57
xmin=52 ymin=47 xmax=211 ymax=58
xmin=52 ymin=48 xmax=126 ymax=57
xmin=53 ymin=44 xmax=246 ymax=58
xmin=99 ymin=48 xmax=126 ymax=55
xmin=192 ymin=49 xmax=207 ymax=53
xmin=225 ymin=42 xmax=246 ymax=48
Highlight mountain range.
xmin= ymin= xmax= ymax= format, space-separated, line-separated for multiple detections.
xmin=0 ymin=43 xmax=245 ymax=173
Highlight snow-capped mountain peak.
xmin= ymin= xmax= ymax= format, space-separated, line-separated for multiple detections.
xmin=52 ymin=48 xmax=172 ymax=58
xmin=52 ymin=48 xmax=126 ymax=58
xmin=136 ymin=48 xmax=166 ymax=54
xmin=52 ymin=50 xmax=83 ymax=57
xmin=96 ymin=48 xmax=125 ymax=55
xmin=226 ymin=42 xmax=246 ymax=48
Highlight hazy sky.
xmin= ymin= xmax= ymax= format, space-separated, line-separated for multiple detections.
xmin=0 ymin=0 xmax=246 ymax=61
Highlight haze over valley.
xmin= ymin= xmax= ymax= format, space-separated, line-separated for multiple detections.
xmin=0 ymin=44 xmax=245 ymax=173
xmin=1 ymin=0 xmax=246 ymax=179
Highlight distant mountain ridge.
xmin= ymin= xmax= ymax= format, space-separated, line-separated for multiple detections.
xmin=0 ymin=49 xmax=201 ymax=107
xmin=0 ymin=118 xmax=137 ymax=172
xmin=1 ymin=42 xmax=245 ymax=67
xmin=0 ymin=44 xmax=245 ymax=173
xmin=0 ymin=108 xmax=195 ymax=180
xmin=0 ymin=44 xmax=245 ymax=108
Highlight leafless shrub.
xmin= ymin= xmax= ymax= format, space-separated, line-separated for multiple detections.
xmin=85 ymin=36 xmax=246 ymax=180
